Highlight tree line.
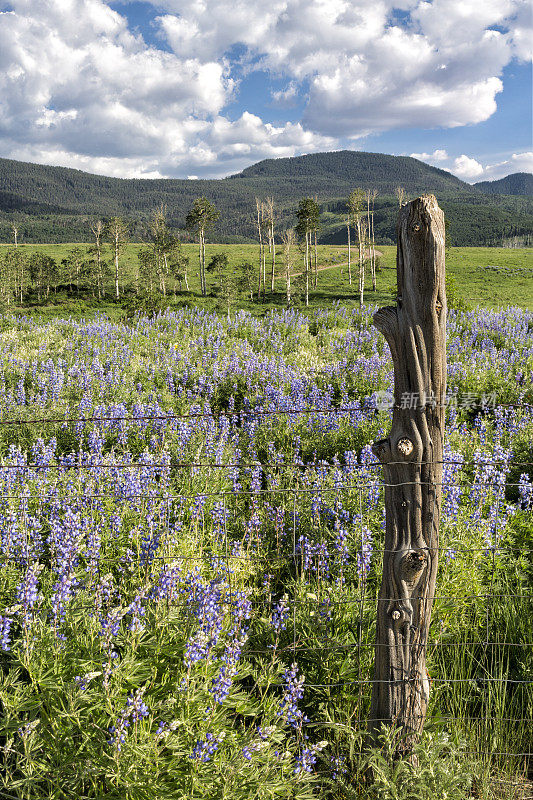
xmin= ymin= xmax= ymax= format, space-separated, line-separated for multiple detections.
xmin=0 ymin=190 xmax=384 ymax=309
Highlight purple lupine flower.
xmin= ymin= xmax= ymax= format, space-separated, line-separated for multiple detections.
xmin=51 ymin=571 xmax=79 ymax=628
xmin=231 ymin=590 xmax=252 ymax=631
xmin=16 ymin=564 xmax=40 ymax=624
xmin=209 ymin=630 xmax=248 ymax=704
xmin=278 ymin=662 xmax=307 ymax=729
xmin=0 ymin=616 xmax=12 ymax=650
xmin=152 ymin=561 xmax=182 ymax=603
xmin=271 ymin=596 xmax=289 ymax=633
xmin=315 ymin=542 xmax=329 ymax=577
xmin=442 ymin=444 xmax=463 ymax=522
xmin=126 ymin=590 xmax=146 ymax=633
xmin=331 ymin=754 xmax=347 ymax=780
xmin=518 ymin=473 xmax=533 ymax=510
xmin=294 ymin=740 xmax=327 ymax=774
xmin=334 ymin=522 xmax=349 ymax=569
xmin=109 ymin=687 xmax=149 ymax=751
xmin=183 ymin=578 xmax=225 ymax=667
xmin=190 ymin=731 xmax=225 ymax=762
xmin=356 ymin=526 xmax=373 ymax=580
xmin=297 ymin=535 xmax=314 ymax=572
xmin=74 ymin=671 xmax=101 ymax=691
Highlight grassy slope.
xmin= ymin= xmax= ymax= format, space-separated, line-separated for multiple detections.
xmin=2 ymin=243 xmax=533 ymax=314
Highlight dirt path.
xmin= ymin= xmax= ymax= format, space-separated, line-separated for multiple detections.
xmin=276 ymin=249 xmax=383 ymax=279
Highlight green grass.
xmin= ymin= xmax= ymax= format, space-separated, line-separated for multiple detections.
xmin=2 ymin=243 xmax=532 ymax=315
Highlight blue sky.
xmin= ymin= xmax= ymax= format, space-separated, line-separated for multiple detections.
xmin=0 ymin=0 xmax=531 ymax=181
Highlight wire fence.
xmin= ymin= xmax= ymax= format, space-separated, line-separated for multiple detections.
xmin=0 ymin=404 xmax=532 ymax=789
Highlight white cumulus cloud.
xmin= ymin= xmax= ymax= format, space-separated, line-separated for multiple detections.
xmin=410 ymin=149 xmax=449 ymax=162
xmin=156 ymin=0 xmax=526 ymax=138
xmin=452 ymin=155 xmax=485 ymax=179
xmin=0 ymin=0 xmax=530 ymax=176
xmin=479 ymin=151 xmax=533 ymax=181
xmin=409 ymin=148 xmax=532 ymax=183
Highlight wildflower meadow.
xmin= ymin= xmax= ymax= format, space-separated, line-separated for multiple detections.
xmin=0 ymin=303 xmax=531 ymax=799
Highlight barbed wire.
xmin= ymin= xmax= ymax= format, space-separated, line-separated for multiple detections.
xmin=0 ymin=398 xmax=531 ymax=427
xmin=0 ymin=458 xmax=532 ymax=471
xmin=0 ymin=389 xmax=530 ymax=781
xmin=0 ymin=479 xmax=530 ymax=503
xmin=6 ymin=546 xmax=533 ymax=560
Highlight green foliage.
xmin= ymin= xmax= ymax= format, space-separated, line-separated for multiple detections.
xmin=445 ymin=275 xmax=470 ymax=311
xmin=185 ymin=197 xmax=220 ymax=236
xmin=330 ymin=726 xmax=475 ymax=800
xmin=295 ymin=198 xmax=321 ymax=239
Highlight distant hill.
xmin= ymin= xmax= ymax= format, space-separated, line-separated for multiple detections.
xmin=235 ymin=150 xmax=469 ymax=194
xmin=1 ymin=151 xmax=532 ymax=246
xmin=474 ymin=172 xmax=533 ymax=197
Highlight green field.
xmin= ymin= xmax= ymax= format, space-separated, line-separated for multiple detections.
xmin=1 ymin=243 xmax=532 ymax=315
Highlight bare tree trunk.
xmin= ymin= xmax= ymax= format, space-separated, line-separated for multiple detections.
xmin=262 ymin=241 xmax=267 ymax=302
xmin=266 ymin=197 xmax=276 ymax=293
xmin=305 ymin=231 xmax=309 ymax=307
xmin=91 ymin=220 xmax=104 ymax=299
xmin=270 ymin=220 xmax=275 ymax=293
xmin=256 ymin=199 xmax=263 ymax=301
xmin=371 ymin=191 xmax=377 ymax=291
xmin=347 ymin=219 xmax=352 ymax=285
xmin=357 ymin=217 xmax=364 ymax=306
xmin=313 ymin=231 xmax=318 ymax=288
xmin=198 ymin=237 xmax=203 ymax=295
xmin=282 ymin=229 xmax=293 ymax=306
xmin=114 ymin=233 xmax=120 ymax=299
xmin=369 ymin=195 xmax=446 ymax=754
xmin=365 ymin=191 xmax=373 ymax=291
xmin=200 ymin=230 xmax=206 ymax=296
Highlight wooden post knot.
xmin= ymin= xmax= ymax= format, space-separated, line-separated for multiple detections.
xmin=412 ymin=223 xmax=421 ymax=232
xmin=396 ymin=437 xmax=414 ymax=457
xmin=400 ymin=550 xmax=427 ymax=578
xmin=391 ymin=610 xmax=401 ymax=621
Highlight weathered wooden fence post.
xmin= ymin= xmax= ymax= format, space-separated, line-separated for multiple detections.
xmin=369 ymin=194 xmax=446 ymax=752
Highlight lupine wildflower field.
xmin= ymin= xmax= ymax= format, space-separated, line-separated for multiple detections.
xmin=0 ymin=304 xmax=532 ymax=799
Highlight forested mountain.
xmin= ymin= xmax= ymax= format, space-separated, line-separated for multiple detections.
xmin=1 ymin=151 xmax=532 ymax=246
xmin=235 ymin=150 xmax=468 ymax=194
xmin=474 ymin=172 xmax=533 ymax=197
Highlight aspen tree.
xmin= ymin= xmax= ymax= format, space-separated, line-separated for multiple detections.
xmin=89 ymin=220 xmax=105 ymax=298
xmin=255 ymin=198 xmax=264 ymax=301
xmin=296 ymin=198 xmax=319 ymax=307
xmin=359 ymin=217 xmax=367 ymax=306
xmin=186 ymin=198 xmax=220 ymax=297
xmin=346 ymin=216 xmax=352 ymax=285
xmin=106 ymin=217 xmax=129 ymax=299
xmin=281 ymin=229 xmax=295 ymax=306
xmin=348 ymin=189 xmax=365 ymax=304
xmin=150 ymin=205 xmax=172 ymax=297
xmin=265 ymin=197 xmax=276 ymax=293
xmin=312 ymin=196 xmax=320 ymax=288
xmin=370 ymin=189 xmax=378 ymax=290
